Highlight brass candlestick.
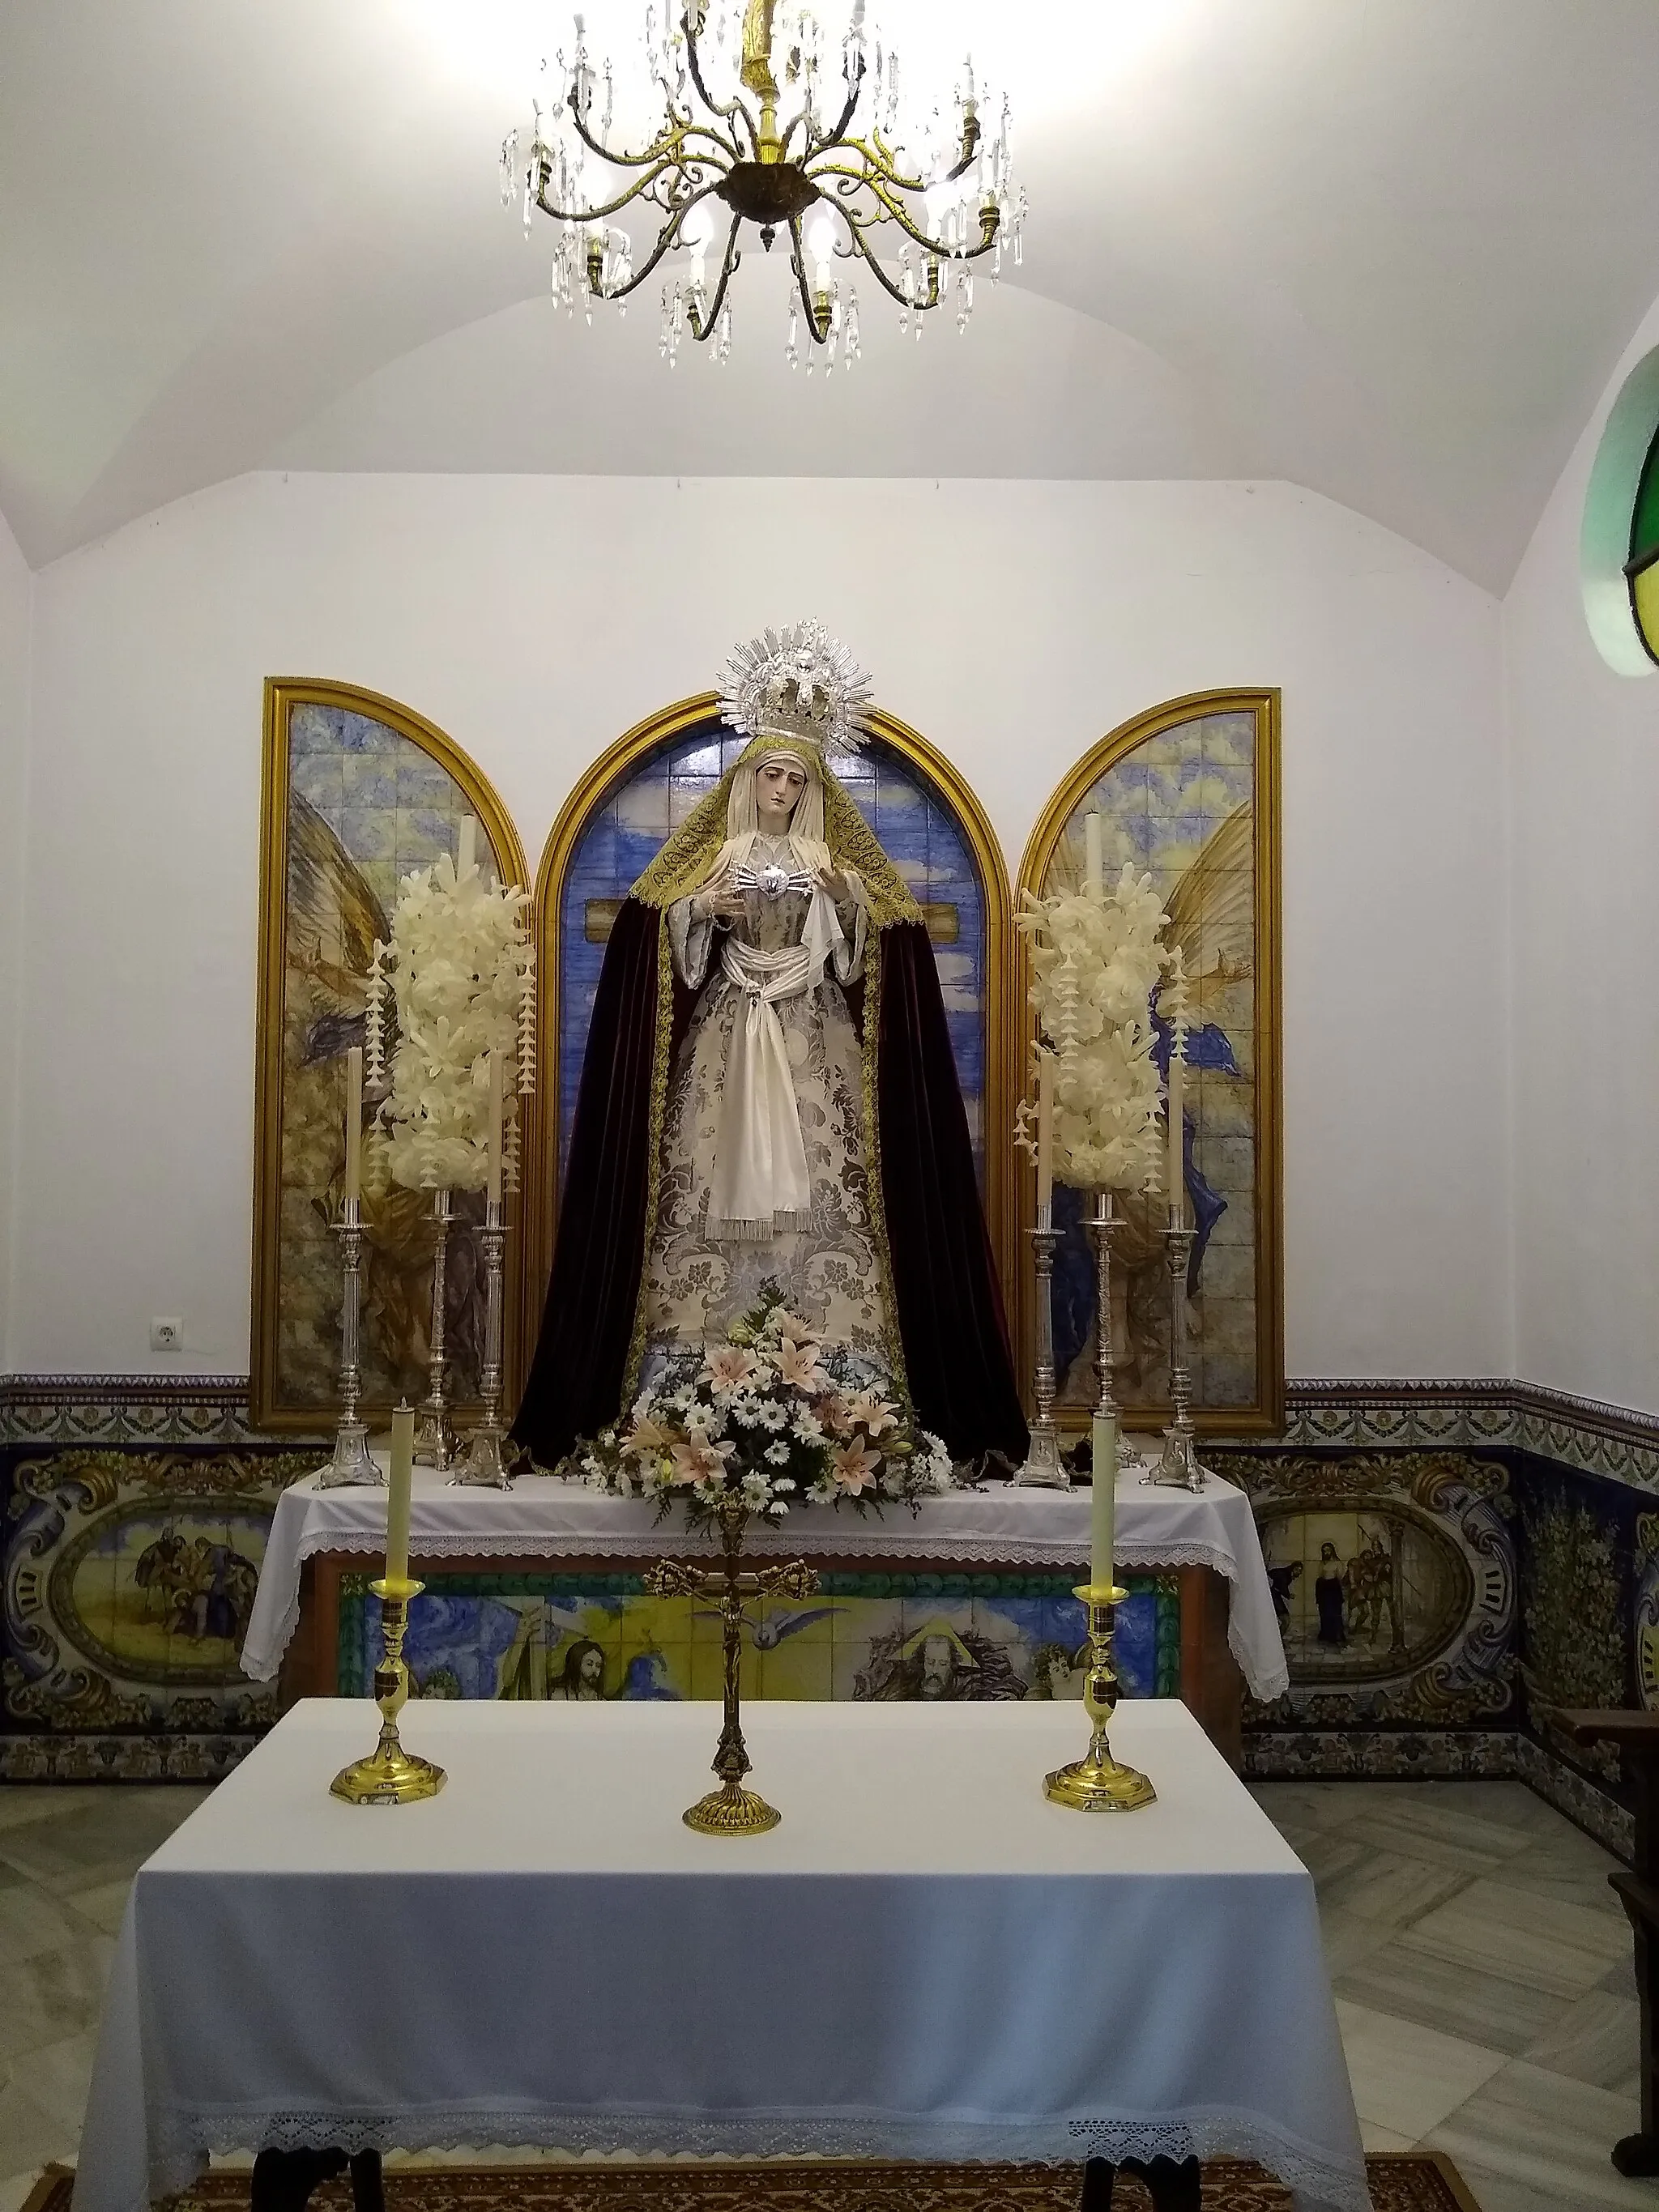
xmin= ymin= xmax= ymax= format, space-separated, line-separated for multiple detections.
xmin=645 ymin=1493 xmax=817 ymax=1835
xmin=1016 ymin=1216 xmax=1068 ymax=1486
xmin=330 ymin=1577 xmax=446 ymax=1805
xmin=415 ymin=1188 xmax=457 ymax=1472
xmin=1144 ymin=1221 xmax=1204 ymax=1490
xmin=1044 ymin=1581 xmax=1156 ymax=1812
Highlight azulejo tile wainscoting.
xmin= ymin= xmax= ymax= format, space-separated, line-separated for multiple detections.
xmin=3 ymin=1375 xmax=1657 ymax=1860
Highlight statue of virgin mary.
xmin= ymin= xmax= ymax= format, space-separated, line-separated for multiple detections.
xmin=513 ymin=623 xmax=1028 ymax=1472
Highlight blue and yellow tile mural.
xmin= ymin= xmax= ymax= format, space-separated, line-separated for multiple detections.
xmin=339 ymin=1571 xmax=1180 ymax=1706
xmin=557 ymin=717 xmax=989 ymax=1179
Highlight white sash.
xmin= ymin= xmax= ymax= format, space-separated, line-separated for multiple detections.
xmin=709 ymin=888 xmax=847 ymax=1237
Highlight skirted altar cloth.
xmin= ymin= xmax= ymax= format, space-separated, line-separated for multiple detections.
xmin=75 ymin=1699 xmax=1366 ymax=2212
xmin=240 ymin=1465 xmax=1288 ymax=1703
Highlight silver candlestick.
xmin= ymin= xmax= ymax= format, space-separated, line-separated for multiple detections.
xmin=1016 ymin=1216 xmax=1068 ymax=1487
xmin=1144 ymin=1222 xmax=1204 ymax=1490
xmin=1089 ymin=1191 xmax=1143 ymax=1477
xmin=449 ymin=1197 xmax=511 ymax=1488
xmin=414 ymin=1188 xmax=456 ymax=1473
xmin=318 ymin=1199 xmax=383 ymax=1490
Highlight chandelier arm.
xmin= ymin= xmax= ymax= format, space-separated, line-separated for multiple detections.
xmin=687 ymin=213 xmax=744 ymax=340
xmin=681 ymin=13 xmax=759 ymax=154
xmin=833 ymin=216 xmax=917 ymax=309
xmin=808 ymin=161 xmax=997 ymax=262
xmin=786 ymin=215 xmax=830 ymax=346
xmin=855 ymin=128 xmax=928 ymax=194
xmin=538 ymin=158 xmax=697 ymax=227
xmin=804 ymin=58 xmax=866 ymax=161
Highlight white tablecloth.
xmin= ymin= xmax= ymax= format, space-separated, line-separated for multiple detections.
xmin=241 ymin=1458 xmax=1288 ymax=1702
xmin=76 ymin=1699 xmax=1364 ymax=2212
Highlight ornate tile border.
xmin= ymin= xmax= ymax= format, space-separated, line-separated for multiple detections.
xmin=0 ymin=1375 xmax=322 ymax=1449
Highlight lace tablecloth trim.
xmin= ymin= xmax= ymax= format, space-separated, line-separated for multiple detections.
xmin=154 ymin=2103 xmax=1370 ymax=2212
xmin=241 ymin=1526 xmax=1287 ymax=1701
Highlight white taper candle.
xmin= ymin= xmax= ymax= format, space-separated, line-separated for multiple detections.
xmin=386 ymin=1401 xmax=415 ymax=1583
xmin=1090 ymin=1413 xmax=1117 ymax=1588
xmin=458 ymin=816 xmax=476 ymax=878
xmin=343 ymin=1046 xmax=363 ymax=1204
xmin=1166 ymin=1041 xmax=1185 ymax=1226
xmin=1084 ymin=811 xmax=1103 ymax=897
xmin=486 ymin=1049 xmax=504 ymax=1207
xmin=1036 ymin=1054 xmax=1053 ymax=1221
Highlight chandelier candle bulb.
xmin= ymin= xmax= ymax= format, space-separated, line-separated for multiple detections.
xmin=343 ymin=1046 xmax=363 ymax=1204
xmin=1091 ymin=1413 xmax=1116 ymax=1586
xmin=386 ymin=1400 xmax=415 ymax=1584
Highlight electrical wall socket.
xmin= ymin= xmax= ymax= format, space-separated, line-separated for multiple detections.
xmin=150 ymin=1317 xmax=184 ymax=1352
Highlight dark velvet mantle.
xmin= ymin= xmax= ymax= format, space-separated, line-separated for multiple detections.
xmin=511 ymin=900 xmax=1028 ymax=1469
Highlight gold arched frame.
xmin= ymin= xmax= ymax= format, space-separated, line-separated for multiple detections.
xmin=252 ymin=678 xmax=530 ymax=1432
xmin=1014 ymin=688 xmax=1283 ymax=1438
xmin=517 ymin=693 xmax=1017 ymax=1388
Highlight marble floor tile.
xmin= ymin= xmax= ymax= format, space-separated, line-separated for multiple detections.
xmin=59 ymin=1882 xmax=131 ymax=1940
xmin=1357 ymin=2121 xmax=1415 ymax=2153
xmin=1316 ymin=1903 xmax=1399 ymax=1978
xmin=1325 ymin=1797 xmax=1539 ymax=1877
xmin=1489 ymin=1838 xmax=1627 ymax=1920
xmin=0 ymin=1886 xmax=98 ymax=1971
xmin=1245 ymin=1783 xmax=1376 ymax=1832
xmin=1334 ymin=1938 xmax=1572 ymax=2056
xmin=1521 ymin=1988 xmax=1642 ymax=2092
xmin=1448 ymin=2163 xmax=1599 ymax=2212
xmin=6 ymin=2031 xmax=100 ymax=2135
xmin=0 ymin=1792 xmax=95 ymax=1838
xmin=1427 ymin=2058 xmax=1656 ymax=2210
xmin=0 ymin=1796 xmax=197 ymax=1896
xmin=0 ymin=2081 xmax=75 ymax=2189
xmin=0 ymin=1935 xmax=116 ymax=2065
xmin=1309 ymin=1846 xmax=1470 ymax=1929
xmin=1397 ymin=1873 xmax=1631 ymax=1997
xmin=1333 ymin=1998 xmax=1506 ymax=2141
xmin=1600 ymin=1950 xmax=1640 ymax=2001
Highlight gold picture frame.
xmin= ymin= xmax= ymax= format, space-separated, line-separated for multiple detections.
xmin=251 ymin=678 xmax=529 ymax=1434
xmin=1014 ymin=688 xmax=1283 ymax=1438
xmin=517 ymin=693 xmax=1017 ymax=1387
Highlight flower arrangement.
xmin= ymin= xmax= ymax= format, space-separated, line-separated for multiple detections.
xmin=1016 ymin=859 xmax=1183 ymax=1195
xmin=579 ymin=1286 xmax=954 ymax=1531
xmin=364 ymin=837 xmax=535 ymax=1193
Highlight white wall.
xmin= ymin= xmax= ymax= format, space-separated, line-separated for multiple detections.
xmin=1505 ymin=297 xmax=1659 ymax=1416
xmin=0 ymin=510 xmax=29 ymax=1370
xmin=17 ymin=470 xmax=1507 ymax=1382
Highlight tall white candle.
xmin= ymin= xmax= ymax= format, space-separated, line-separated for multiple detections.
xmin=1084 ymin=811 xmax=1103 ymax=898
xmin=386 ymin=1401 xmax=414 ymax=1584
xmin=1090 ymin=1413 xmax=1117 ymax=1588
xmin=458 ymin=815 xmax=477 ymax=878
xmin=343 ymin=1046 xmax=363 ymax=1204
xmin=1166 ymin=1041 xmax=1185 ymax=1225
xmin=486 ymin=1049 xmax=504 ymax=1207
xmin=1035 ymin=1054 xmax=1053 ymax=1220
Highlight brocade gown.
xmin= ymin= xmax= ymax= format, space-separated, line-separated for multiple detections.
xmin=641 ymin=837 xmax=892 ymax=1379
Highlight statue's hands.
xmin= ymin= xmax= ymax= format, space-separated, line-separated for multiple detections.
xmin=815 ymin=866 xmax=849 ymax=901
xmin=693 ymin=875 xmax=747 ymax=922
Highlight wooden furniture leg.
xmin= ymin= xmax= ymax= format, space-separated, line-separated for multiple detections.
xmin=1563 ymin=1711 xmax=1659 ymax=2175
xmin=1079 ymin=2154 xmax=1203 ymax=2210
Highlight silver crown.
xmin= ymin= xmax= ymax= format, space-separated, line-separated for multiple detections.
xmin=718 ymin=620 xmax=875 ymax=756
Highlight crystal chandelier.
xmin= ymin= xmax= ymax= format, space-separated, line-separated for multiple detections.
xmin=499 ymin=0 xmax=1026 ymax=371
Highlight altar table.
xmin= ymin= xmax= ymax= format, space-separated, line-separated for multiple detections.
xmin=76 ymin=1698 xmax=1365 ymax=2212
xmin=241 ymin=1465 xmax=1286 ymax=1763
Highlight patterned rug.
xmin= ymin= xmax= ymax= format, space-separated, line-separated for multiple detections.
xmin=26 ymin=2154 xmax=1482 ymax=2212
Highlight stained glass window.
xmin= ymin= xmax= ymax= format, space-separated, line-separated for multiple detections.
xmin=1627 ymin=420 xmax=1659 ymax=663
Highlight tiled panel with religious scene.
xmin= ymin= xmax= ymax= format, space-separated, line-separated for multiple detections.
xmin=1039 ymin=708 xmax=1266 ymax=1426
xmin=1 ymin=1445 xmax=312 ymax=1778
xmin=556 ymin=718 xmax=990 ymax=1179
xmin=335 ymin=1570 xmax=1180 ymax=1704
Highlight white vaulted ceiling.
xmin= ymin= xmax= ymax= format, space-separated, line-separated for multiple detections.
xmin=4 ymin=0 xmax=1659 ymax=586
